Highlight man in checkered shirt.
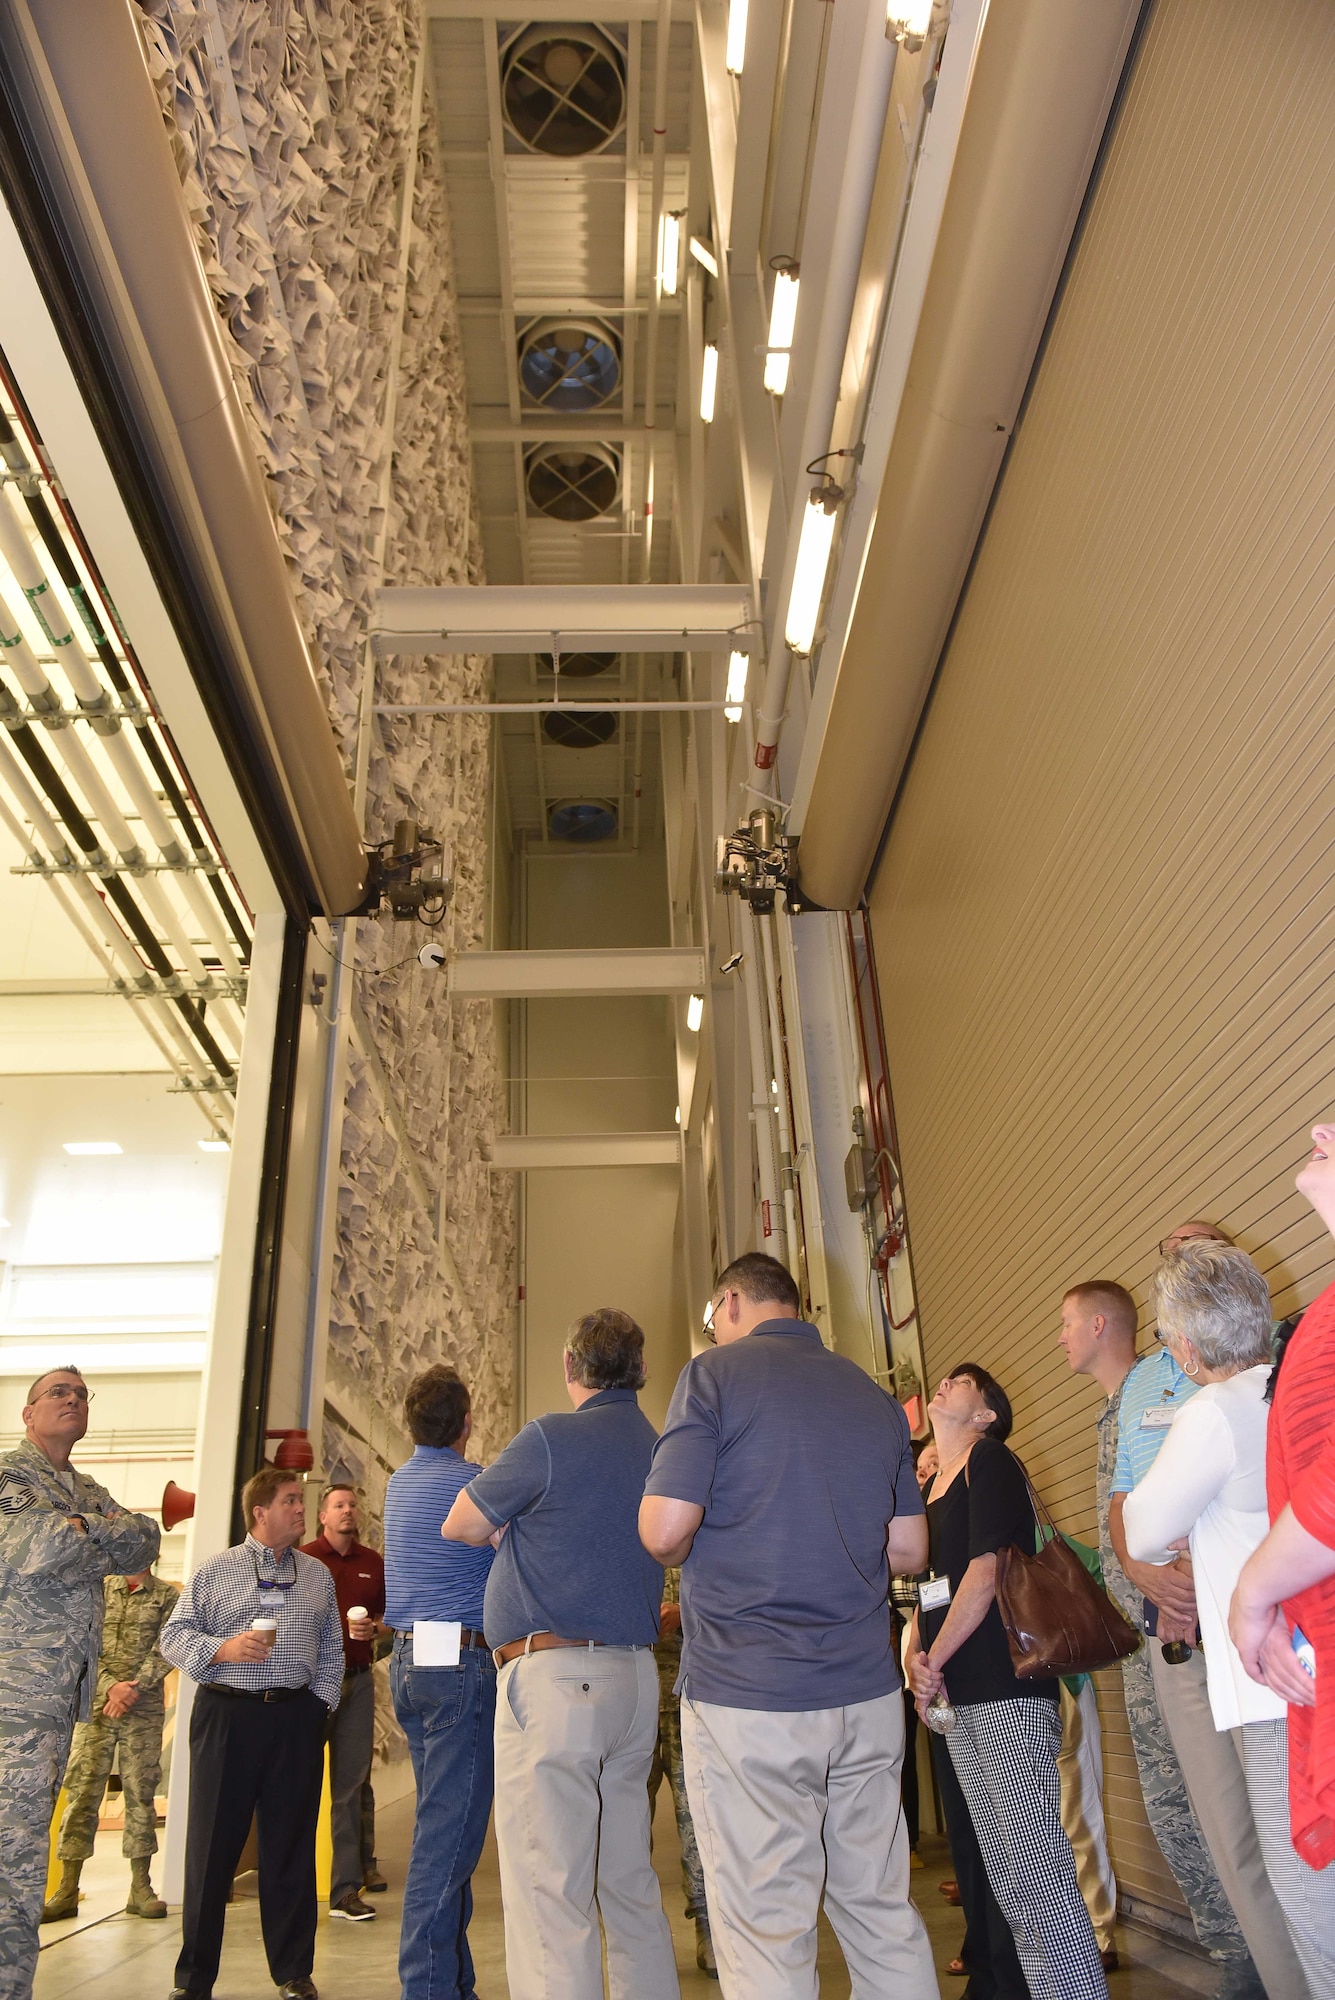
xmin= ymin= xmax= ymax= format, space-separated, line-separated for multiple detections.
xmin=160 ymin=1464 xmax=344 ymax=2000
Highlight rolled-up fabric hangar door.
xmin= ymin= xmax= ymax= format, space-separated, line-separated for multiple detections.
xmin=866 ymin=0 xmax=1335 ymax=1928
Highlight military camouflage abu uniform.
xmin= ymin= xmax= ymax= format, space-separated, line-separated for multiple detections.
xmin=56 ymin=1573 xmax=180 ymax=1863
xmin=0 ymin=1438 xmax=159 ymax=2000
xmin=1097 ymin=1380 xmax=1261 ymax=2000
xmin=648 ymin=1567 xmax=706 ymax=1921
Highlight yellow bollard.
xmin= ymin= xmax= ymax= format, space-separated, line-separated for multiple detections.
xmin=45 ymin=1789 xmax=68 ymax=1902
xmin=315 ymin=1744 xmax=333 ymax=1901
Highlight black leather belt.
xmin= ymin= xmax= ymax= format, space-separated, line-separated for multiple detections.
xmin=342 ymin=1662 xmax=372 ymax=1679
xmin=396 ymin=1627 xmax=490 ymax=1651
xmin=205 ymin=1683 xmax=309 ymax=1703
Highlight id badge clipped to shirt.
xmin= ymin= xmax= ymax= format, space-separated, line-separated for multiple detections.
xmin=413 ymin=1620 xmax=462 ymax=1666
xmin=919 ymin=1574 xmax=952 ymax=1613
xmin=1139 ymin=1406 xmax=1177 ymax=1430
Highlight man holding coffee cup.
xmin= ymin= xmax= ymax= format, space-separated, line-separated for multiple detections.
xmin=300 ymin=1485 xmax=386 ymax=1921
xmin=160 ymin=1464 xmax=344 ymax=2000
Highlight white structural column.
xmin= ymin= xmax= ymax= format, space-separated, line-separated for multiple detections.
xmin=448 ymin=946 xmax=708 ymax=998
xmin=161 ymin=910 xmax=289 ymax=1900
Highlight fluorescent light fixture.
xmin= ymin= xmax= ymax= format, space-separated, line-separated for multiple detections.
xmin=689 ymin=235 xmax=719 ymax=278
xmin=724 ymin=649 xmax=748 ymax=721
xmin=726 ymin=0 xmax=748 ymax=74
xmin=887 ymin=0 xmax=933 ymax=44
xmin=700 ymin=343 xmax=719 ymax=423
xmin=62 ymin=1141 xmax=122 ymax=1156
xmin=198 ymin=1139 xmax=231 ymax=1154
xmin=658 ymin=211 xmax=681 ymax=297
xmin=0 ymin=1219 xmax=10 ymax=1230
xmin=784 ymin=485 xmax=841 ymax=655
xmin=674 ymin=1105 xmax=682 ymax=1127
xmin=764 ymin=268 xmax=799 ymax=396
xmin=686 ymin=992 xmax=705 ymax=1033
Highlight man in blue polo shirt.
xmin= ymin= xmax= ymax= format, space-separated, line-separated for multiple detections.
xmin=640 ymin=1251 xmax=936 ymax=2000
xmin=383 ymin=1364 xmax=495 ymax=2000
xmin=442 ymin=1308 xmax=677 ymax=2000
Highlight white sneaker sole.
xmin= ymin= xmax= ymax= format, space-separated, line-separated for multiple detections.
xmin=329 ymin=1907 xmax=375 ymax=1921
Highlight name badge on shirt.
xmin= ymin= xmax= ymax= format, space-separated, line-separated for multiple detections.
xmin=1139 ymin=1406 xmax=1178 ymax=1429
xmin=413 ymin=1620 xmax=462 ymax=1666
xmin=919 ymin=1575 xmax=952 ymax=1611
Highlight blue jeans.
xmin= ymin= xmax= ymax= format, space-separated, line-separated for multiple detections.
xmin=391 ymin=1635 xmax=497 ymax=2000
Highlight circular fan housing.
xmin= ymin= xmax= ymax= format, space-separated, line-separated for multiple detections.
xmin=520 ymin=318 xmax=620 ymax=413
xmin=543 ymin=710 xmax=618 ymax=749
xmin=503 ymin=25 xmax=625 ymax=157
xmin=526 ymin=443 xmax=620 ymax=521
xmin=538 ymin=651 xmax=617 ymax=679
xmin=549 ymin=798 xmax=619 ymax=842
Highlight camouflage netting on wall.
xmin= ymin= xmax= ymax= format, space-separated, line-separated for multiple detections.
xmin=138 ymin=0 xmax=515 ymax=1463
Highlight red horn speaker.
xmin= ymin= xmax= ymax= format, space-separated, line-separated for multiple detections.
xmin=265 ymin=1428 xmax=315 ymax=1472
xmin=162 ymin=1480 xmax=196 ymax=1531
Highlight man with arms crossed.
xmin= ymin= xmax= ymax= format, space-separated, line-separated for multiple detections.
xmin=0 ymin=1366 xmax=159 ymax=2000
xmin=641 ymin=1253 xmax=937 ymax=2000
xmin=160 ymin=1466 xmax=344 ymax=2000
xmin=444 ymin=1309 xmax=677 ymax=2000
xmin=300 ymin=1484 xmax=386 ymax=1923
xmin=1060 ymin=1245 xmax=1262 ymax=2000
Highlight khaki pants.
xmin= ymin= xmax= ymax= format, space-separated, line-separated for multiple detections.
xmin=1149 ymin=1644 xmax=1309 ymax=2000
xmin=1058 ymin=1682 xmax=1117 ymax=1952
xmin=680 ymin=1687 xmax=937 ymax=2000
xmin=493 ymin=1646 xmax=678 ymax=2000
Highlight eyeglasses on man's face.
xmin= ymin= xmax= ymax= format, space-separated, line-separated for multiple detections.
xmin=32 ymin=1382 xmax=93 ymax=1407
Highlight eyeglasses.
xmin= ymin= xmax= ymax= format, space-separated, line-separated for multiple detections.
xmin=32 ymin=1383 xmax=93 ymax=1407
xmin=1158 ymin=1230 xmax=1223 ymax=1257
xmin=702 ymin=1297 xmax=722 ymax=1346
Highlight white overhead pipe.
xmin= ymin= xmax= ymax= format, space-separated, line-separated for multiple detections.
xmin=752 ymin=0 xmax=900 ymax=775
xmin=758 ymin=910 xmax=802 ymax=1272
xmin=0 ymin=495 xmax=245 ymax=979
xmin=0 ymin=749 xmax=232 ymax=1121
xmin=738 ymin=901 xmax=788 ymax=1263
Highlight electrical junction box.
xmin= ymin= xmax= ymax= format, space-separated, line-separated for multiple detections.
xmin=844 ymin=1144 xmax=878 ymax=1213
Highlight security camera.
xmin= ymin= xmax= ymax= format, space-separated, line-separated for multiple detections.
xmin=719 ymin=951 xmax=744 ymax=975
xmin=418 ymin=943 xmax=447 ymax=971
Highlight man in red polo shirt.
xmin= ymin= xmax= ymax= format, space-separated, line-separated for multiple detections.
xmin=301 ymin=1486 xmax=386 ymax=1922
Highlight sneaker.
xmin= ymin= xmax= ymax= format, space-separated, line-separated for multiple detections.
xmin=329 ymin=1891 xmax=375 ymax=1922
xmin=361 ymin=1866 xmax=388 ymax=1893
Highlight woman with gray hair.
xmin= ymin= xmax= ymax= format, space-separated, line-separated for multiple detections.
xmin=1125 ymin=1242 xmax=1333 ymax=1998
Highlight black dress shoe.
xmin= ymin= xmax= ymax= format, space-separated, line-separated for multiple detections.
xmin=168 ymin=1989 xmax=210 ymax=1999
xmin=276 ymin=1982 xmax=317 ymax=2000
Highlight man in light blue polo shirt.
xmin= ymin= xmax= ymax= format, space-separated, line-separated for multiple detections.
xmin=640 ymin=1251 xmax=935 ymax=2000
xmin=384 ymin=1364 xmax=495 ymax=2000
xmin=1106 ymin=1223 xmax=1270 ymax=2000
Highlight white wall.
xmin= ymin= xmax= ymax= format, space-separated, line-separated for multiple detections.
xmin=519 ymin=845 xmax=691 ymax=1431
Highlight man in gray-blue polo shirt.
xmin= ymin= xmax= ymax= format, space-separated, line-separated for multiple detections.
xmin=442 ymin=1307 xmax=677 ymax=2000
xmin=641 ymin=1251 xmax=937 ymax=2000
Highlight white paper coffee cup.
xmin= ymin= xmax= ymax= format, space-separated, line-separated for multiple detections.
xmin=347 ymin=1605 xmax=369 ymax=1626
xmin=251 ymin=1618 xmax=278 ymax=1648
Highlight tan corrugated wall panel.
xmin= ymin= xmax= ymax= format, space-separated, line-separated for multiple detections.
xmin=867 ymin=0 xmax=1335 ymax=1925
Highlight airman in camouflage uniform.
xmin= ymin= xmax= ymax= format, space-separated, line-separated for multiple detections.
xmin=0 ymin=1368 xmax=159 ymax=2000
xmin=43 ymin=1568 xmax=180 ymax=1922
xmin=1097 ymin=1376 xmax=1262 ymax=2000
xmin=648 ymin=1567 xmax=716 ymax=1978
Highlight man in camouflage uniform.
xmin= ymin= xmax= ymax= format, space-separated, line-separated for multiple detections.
xmin=1061 ymin=1266 xmax=1263 ymax=2000
xmin=0 ymin=1365 xmax=159 ymax=2000
xmin=648 ymin=1567 xmax=716 ymax=1978
xmin=42 ymin=1566 xmax=180 ymax=1922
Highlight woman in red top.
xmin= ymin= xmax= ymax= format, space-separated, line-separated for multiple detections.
xmin=1231 ymin=1122 xmax=1335 ymax=1885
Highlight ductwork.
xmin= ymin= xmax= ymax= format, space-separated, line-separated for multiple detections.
xmin=791 ymin=0 xmax=1145 ymax=910
xmin=0 ymin=0 xmax=367 ymax=916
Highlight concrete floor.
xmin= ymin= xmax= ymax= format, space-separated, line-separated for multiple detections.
xmin=35 ymin=1791 xmax=1213 ymax=2000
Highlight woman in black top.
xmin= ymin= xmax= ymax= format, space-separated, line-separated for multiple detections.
xmin=908 ymin=1366 xmax=1107 ymax=2000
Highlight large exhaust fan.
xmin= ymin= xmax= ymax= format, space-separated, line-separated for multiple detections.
xmin=519 ymin=319 xmax=621 ymax=413
xmin=503 ymin=24 xmax=626 ymax=157
xmin=525 ymin=443 xmax=621 ymax=521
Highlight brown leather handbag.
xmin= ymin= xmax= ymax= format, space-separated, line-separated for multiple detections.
xmin=994 ymin=1468 xmax=1141 ymax=1678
